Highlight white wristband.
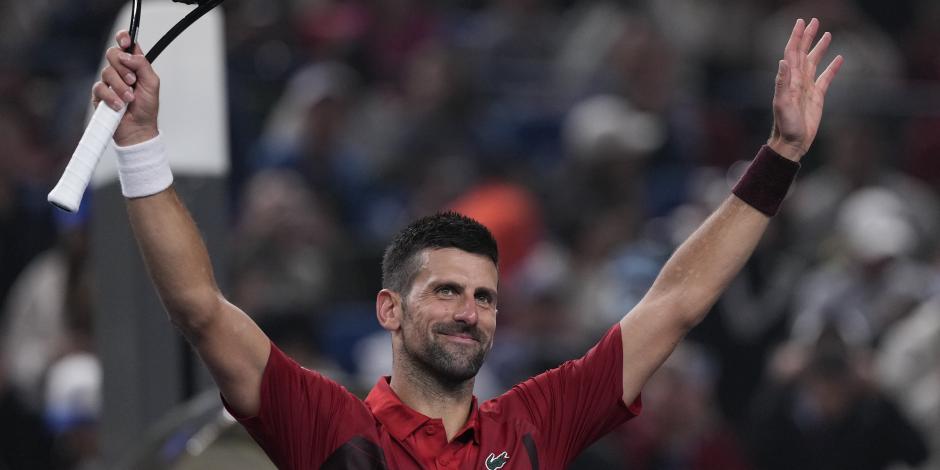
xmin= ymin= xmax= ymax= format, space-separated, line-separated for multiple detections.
xmin=114 ymin=134 xmax=174 ymax=198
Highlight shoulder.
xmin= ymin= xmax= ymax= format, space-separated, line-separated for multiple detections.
xmin=244 ymin=343 xmax=373 ymax=425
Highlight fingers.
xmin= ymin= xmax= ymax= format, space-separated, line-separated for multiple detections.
xmin=815 ymin=55 xmax=844 ymax=96
xmin=799 ymin=18 xmax=819 ymax=56
xmin=102 ymin=66 xmax=135 ymax=104
xmin=98 ymin=45 xmax=137 ymax=111
xmin=116 ymin=30 xmax=132 ymax=50
xmin=775 ymin=60 xmax=790 ymax=93
xmin=116 ymin=49 xmax=159 ymax=89
xmin=807 ymin=31 xmax=832 ymax=69
xmin=93 ymin=81 xmax=125 ymax=112
xmin=93 ymin=30 xmax=159 ymax=112
xmin=783 ymin=18 xmax=837 ymax=93
xmin=105 ymin=47 xmax=138 ymax=87
xmin=783 ymin=19 xmax=805 ymax=71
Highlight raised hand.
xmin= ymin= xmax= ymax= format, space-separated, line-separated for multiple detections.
xmin=92 ymin=30 xmax=161 ymax=146
xmin=768 ymin=18 xmax=843 ymax=161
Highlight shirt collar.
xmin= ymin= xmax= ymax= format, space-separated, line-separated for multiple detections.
xmin=365 ymin=376 xmax=481 ymax=444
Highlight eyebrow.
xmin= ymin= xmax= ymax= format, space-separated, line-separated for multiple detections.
xmin=432 ymin=281 xmax=463 ymax=293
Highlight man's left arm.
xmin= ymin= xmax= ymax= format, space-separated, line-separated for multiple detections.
xmin=619 ymin=18 xmax=843 ymax=405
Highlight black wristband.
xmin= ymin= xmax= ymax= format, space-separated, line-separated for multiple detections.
xmin=732 ymin=145 xmax=800 ymax=217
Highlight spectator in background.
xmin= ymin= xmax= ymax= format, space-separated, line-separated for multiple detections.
xmin=557 ymin=94 xmax=668 ymax=334
xmin=232 ymin=169 xmax=342 ymax=317
xmin=0 ymin=193 xmax=90 ymax=469
xmin=251 ymin=61 xmax=415 ymax=245
xmin=380 ymin=42 xmax=483 ymax=231
xmin=0 ymin=358 xmax=56 ymax=469
xmin=876 ymin=295 xmax=940 ymax=470
xmin=0 ymin=104 xmax=56 ymax=312
xmin=572 ymin=9 xmax=695 ymax=217
xmin=251 ymin=62 xmax=367 ymax=210
xmin=460 ymin=0 xmax=559 ymax=104
xmin=1 ymin=199 xmax=92 ymax=412
xmin=748 ymin=328 xmax=927 ymax=470
xmin=44 ymin=352 xmax=101 ymax=470
xmin=789 ymin=187 xmax=938 ymax=348
xmin=644 ymin=0 xmax=758 ymax=69
xmin=900 ymin=0 xmax=940 ymax=195
xmin=363 ymin=0 xmax=441 ymax=84
xmin=786 ymin=118 xmax=939 ymax=261
xmin=900 ymin=0 xmax=940 ymax=82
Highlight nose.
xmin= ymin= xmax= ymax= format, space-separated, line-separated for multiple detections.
xmin=452 ymin=294 xmax=478 ymax=325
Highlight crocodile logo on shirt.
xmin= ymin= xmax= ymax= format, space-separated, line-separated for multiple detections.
xmin=485 ymin=451 xmax=510 ymax=470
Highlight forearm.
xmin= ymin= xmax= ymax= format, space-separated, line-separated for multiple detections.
xmin=620 ymin=18 xmax=841 ymax=405
xmin=645 ymin=195 xmax=769 ymax=327
xmin=126 ymin=187 xmax=222 ymax=333
xmin=126 ymin=176 xmax=271 ymax=418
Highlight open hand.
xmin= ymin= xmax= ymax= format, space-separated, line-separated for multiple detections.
xmin=768 ymin=18 xmax=843 ymax=161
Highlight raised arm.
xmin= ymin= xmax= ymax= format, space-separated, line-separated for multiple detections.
xmin=95 ymin=31 xmax=270 ymax=416
xmin=619 ymin=18 xmax=843 ymax=404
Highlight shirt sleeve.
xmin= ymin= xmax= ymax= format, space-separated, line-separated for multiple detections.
xmin=496 ymin=323 xmax=641 ymax=466
xmin=222 ymin=342 xmax=374 ymax=469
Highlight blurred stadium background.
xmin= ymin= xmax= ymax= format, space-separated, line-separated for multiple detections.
xmin=1 ymin=0 xmax=940 ymax=468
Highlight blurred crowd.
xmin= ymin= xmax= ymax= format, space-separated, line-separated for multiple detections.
xmin=3 ymin=0 xmax=940 ymax=468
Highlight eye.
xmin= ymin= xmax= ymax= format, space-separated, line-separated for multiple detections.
xmin=475 ymin=293 xmax=494 ymax=308
xmin=436 ymin=285 xmax=457 ymax=297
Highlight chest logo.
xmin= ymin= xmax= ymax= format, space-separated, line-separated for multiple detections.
xmin=485 ymin=451 xmax=510 ymax=470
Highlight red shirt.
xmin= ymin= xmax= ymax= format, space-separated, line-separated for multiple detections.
xmin=226 ymin=324 xmax=641 ymax=469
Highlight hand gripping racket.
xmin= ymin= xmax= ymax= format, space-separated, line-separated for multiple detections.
xmin=48 ymin=0 xmax=225 ymax=212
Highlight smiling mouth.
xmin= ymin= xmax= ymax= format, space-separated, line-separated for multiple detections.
xmin=438 ymin=332 xmax=479 ymax=344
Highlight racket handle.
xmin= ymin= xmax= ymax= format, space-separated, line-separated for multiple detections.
xmin=48 ymin=102 xmax=127 ymax=212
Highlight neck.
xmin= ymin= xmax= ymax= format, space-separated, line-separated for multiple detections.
xmin=390 ymin=358 xmax=475 ymax=441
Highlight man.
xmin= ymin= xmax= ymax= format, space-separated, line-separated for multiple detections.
xmin=93 ymin=18 xmax=841 ymax=469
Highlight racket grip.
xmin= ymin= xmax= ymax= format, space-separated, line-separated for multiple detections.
xmin=48 ymin=102 xmax=127 ymax=212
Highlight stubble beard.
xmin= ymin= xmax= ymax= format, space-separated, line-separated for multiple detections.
xmin=401 ymin=308 xmax=490 ymax=390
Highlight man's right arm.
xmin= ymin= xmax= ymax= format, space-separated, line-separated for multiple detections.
xmin=126 ymin=189 xmax=270 ymax=416
xmin=97 ymin=31 xmax=269 ymax=417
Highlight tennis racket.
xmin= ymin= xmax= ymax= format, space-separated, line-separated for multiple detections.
xmin=48 ymin=0 xmax=226 ymax=212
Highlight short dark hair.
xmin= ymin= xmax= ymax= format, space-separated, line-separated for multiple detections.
xmin=382 ymin=211 xmax=498 ymax=294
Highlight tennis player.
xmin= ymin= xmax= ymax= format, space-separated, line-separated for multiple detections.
xmin=94 ymin=18 xmax=841 ymax=469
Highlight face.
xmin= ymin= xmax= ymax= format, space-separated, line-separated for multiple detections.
xmin=397 ymin=248 xmax=499 ymax=386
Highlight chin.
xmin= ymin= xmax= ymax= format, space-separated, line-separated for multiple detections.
xmin=428 ymin=344 xmax=486 ymax=383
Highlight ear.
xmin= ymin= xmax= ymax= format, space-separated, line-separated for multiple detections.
xmin=376 ymin=289 xmax=403 ymax=331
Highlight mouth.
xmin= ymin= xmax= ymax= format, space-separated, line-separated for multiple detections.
xmin=438 ymin=332 xmax=480 ymax=345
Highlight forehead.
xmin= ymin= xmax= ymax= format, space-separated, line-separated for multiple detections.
xmin=412 ymin=247 xmax=498 ymax=291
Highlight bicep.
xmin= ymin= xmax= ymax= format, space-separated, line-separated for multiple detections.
xmin=187 ymin=296 xmax=271 ymax=417
xmin=619 ymin=297 xmax=691 ymax=405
